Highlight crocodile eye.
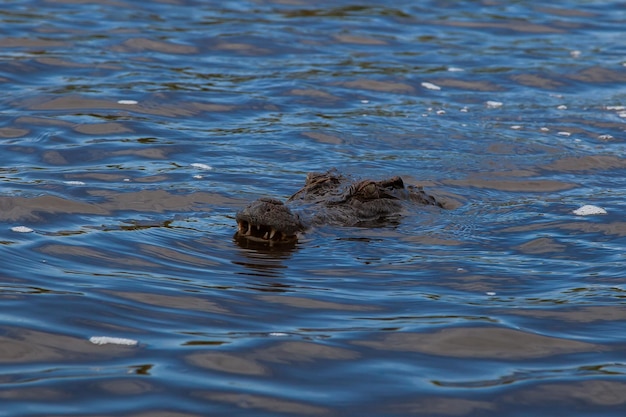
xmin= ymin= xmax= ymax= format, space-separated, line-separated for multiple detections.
xmin=362 ymin=183 xmax=377 ymax=198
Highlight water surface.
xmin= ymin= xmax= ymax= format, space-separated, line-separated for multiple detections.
xmin=1 ymin=1 xmax=626 ymax=416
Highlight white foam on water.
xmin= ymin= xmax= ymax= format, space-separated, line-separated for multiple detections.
xmin=448 ymin=67 xmax=464 ymax=72
xmin=557 ymin=131 xmax=571 ymax=137
xmin=421 ymin=82 xmax=441 ymax=91
xmin=191 ymin=163 xmax=213 ymax=170
xmin=64 ymin=181 xmax=86 ymax=185
xmin=11 ymin=226 xmax=34 ymax=233
xmin=557 ymin=105 xmax=567 ymax=110
xmin=486 ymin=100 xmax=503 ymax=109
xmin=89 ymin=336 xmax=138 ymax=346
xmin=117 ymin=100 xmax=138 ymax=105
xmin=573 ymin=205 xmax=607 ymax=216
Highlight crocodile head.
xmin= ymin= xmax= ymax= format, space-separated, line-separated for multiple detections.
xmin=235 ymin=171 xmax=445 ymax=245
xmin=321 ymin=176 xmax=406 ymax=225
xmin=235 ymin=197 xmax=304 ymax=243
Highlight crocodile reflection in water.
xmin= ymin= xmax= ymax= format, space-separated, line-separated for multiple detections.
xmin=235 ymin=169 xmax=446 ymax=245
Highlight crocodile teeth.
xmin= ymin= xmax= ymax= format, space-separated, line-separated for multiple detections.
xmin=269 ymin=228 xmax=277 ymax=240
xmin=263 ymin=231 xmax=269 ymax=239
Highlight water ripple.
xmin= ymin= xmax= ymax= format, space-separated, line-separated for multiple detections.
xmin=2 ymin=0 xmax=626 ymax=416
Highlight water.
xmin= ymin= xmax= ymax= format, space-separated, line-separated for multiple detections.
xmin=1 ymin=0 xmax=626 ymax=416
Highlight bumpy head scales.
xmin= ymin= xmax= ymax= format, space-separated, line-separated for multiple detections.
xmin=235 ymin=197 xmax=304 ymax=243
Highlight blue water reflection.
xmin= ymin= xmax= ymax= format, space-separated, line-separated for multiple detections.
xmin=1 ymin=0 xmax=626 ymax=416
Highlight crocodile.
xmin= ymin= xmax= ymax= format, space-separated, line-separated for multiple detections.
xmin=235 ymin=169 xmax=445 ymax=244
